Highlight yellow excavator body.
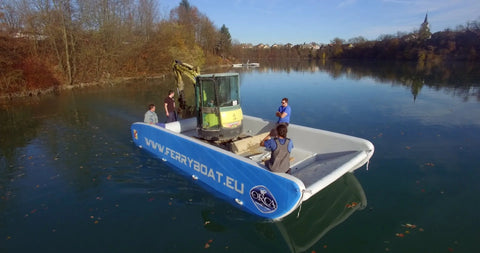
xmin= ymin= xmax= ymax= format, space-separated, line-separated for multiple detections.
xmin=172 ymin=60 xmax=243 ymax=141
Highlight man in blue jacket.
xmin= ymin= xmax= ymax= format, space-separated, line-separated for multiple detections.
xmin=276 ymin=97 xmax=291 ymax=125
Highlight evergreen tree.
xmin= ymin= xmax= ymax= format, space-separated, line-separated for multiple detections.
xmin=216 ymin=24 xmax=232 ymax=57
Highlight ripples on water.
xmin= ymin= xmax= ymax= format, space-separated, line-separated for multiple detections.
xmin=1 ymin=61 xmax=479 ymax=252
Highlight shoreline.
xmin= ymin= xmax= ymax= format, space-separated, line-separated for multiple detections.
xmin=0 ymin=75 xmax=167 ymax=101
xmin=0 ymin=63 xmax=234 ymax=102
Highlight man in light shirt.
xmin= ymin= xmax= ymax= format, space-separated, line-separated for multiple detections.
xmin=144 ymin=104 xmax=159 ymax=124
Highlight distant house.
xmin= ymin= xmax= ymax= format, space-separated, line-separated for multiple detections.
xmin=13 ymin=32 xmax=47 ymax=40
xmin=241 ymin=43 xmax=253 ymax=49
xmin=255 ymin=43 xmax=270 ymax=49
xmin=299 ymin=42 xmax=320 ymax=50
xmin=310 ymin=43 xmax=320 ymax=50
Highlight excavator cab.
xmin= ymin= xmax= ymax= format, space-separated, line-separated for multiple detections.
xmin=195 ymin=73 xmax=243 ymax=141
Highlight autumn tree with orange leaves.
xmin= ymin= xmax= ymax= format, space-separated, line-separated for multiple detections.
xmin=0 ymin=0 xmax=232 ymax=97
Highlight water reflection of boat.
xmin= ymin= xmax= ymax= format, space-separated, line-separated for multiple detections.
xmin=275 ymin=172 xmax=367 ymax=253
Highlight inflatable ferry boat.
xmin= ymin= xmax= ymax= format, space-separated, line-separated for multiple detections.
xmin=131 ymin=115 xmax=374 ymax=220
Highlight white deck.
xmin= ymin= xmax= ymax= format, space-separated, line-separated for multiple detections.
xmin=164 ymin=115 xmax=374 ymax=201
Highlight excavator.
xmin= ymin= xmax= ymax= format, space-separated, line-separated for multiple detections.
xmin=172 ymin=60 xmax=243 ymax=141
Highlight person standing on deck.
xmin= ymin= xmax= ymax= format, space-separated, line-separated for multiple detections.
xmin=144 ymin=104 xmax=159 ymax=124
xmin=276 ymin=97 xmax=291 ymax=126
xmin=164 ymin=90 xmax=178 ymax=123
xmin=260 ymin=124 xmax=293 ymax=174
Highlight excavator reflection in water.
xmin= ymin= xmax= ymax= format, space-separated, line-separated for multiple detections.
xmin=172 ymin=60 xmax=243 ymax=142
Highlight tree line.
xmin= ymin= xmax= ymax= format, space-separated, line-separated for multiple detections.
xmin=231 ymin=18 xmax=480 ymax=64
xmin=0 ymin=0 xmax=232 ymax=97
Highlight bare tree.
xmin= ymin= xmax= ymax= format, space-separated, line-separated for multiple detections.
xmin=196 ymin=15 xmax=217 ymax=54
xmin=53 ymin=0 xmax=76 ymax=85
xmin=136 ymin=0 xmax=157 ymax=39
xmin=330 ymin=37 xmax=344 ymax=57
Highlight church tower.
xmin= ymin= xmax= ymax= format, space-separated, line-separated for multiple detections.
xmin=419 ymin=12 xmax=431 ymax=40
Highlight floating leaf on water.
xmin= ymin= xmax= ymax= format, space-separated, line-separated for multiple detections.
xmin=345 ymin=201 xmax=358 ymax=208
xmin=406 ymin=224 xmax=416 ymax=229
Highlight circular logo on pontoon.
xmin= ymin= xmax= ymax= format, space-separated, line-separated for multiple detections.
xmin=250 ymin=185 xmax=277 ymax=213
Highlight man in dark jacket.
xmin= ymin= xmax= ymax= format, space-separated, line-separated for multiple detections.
xmin=164 ymin=90 xmax=178 ymax=122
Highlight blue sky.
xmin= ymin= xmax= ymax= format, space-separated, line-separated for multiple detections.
xmin=161 ymin=0 xmax=480 ymax=45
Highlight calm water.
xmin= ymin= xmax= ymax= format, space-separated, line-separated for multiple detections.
xmin=1 ymin=62 xmax=479 ymax=252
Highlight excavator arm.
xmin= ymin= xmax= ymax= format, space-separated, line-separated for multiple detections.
xmin=172 ymin=60 xmax=200 ymax=109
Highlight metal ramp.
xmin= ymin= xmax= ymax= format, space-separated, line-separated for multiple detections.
xmin=291 ymin=151 xmax=362 ymax=188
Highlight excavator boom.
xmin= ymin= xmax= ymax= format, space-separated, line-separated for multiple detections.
xmin=172 ymin=60 xmax=200 ymax=109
